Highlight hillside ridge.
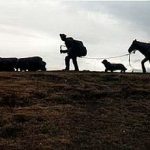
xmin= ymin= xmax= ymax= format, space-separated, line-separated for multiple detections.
xmin=0 ymin=71 xmax=149 ymax=150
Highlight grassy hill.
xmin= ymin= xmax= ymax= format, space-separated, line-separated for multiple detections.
xmin=0 ymin=71 xmax=149 ymax=150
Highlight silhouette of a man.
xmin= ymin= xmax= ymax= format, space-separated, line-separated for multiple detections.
xmin=60 ymin=34 xmax=79 ymax=71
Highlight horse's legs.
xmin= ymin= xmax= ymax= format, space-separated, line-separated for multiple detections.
xmin=141 ymin=58 xmax=148 ymax=73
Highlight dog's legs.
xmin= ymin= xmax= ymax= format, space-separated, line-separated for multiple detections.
xmin=105 ymin=69 xmax=108 ymax=72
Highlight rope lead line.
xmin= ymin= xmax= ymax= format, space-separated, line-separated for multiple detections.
xmin=60 ymin=45 xmax=130 ymax=60
xmin=82 ymin=53 xmax=134 ymax=71
xmin=60 ymin=45 xmax=134 ymax=70
xmin=82 ymin=53 xmax=130 ymax=60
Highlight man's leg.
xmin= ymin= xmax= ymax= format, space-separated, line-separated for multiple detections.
xmin=65 ymin=55 xmax=70 ymax=70
xmin=72 ymin=57 xmax=79 ymax=71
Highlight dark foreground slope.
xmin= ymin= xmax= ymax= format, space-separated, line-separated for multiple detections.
xmin=0 ymin=71 xmax=149 ymax=150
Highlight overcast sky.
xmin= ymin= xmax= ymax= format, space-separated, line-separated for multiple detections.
xmin=0 ymin=0 xmax=150 ymax=71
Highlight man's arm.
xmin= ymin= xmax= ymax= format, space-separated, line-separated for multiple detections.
xmin=60 ymin=50 xmax=68 ymax=53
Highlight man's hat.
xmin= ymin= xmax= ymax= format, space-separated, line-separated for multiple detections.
xmin=60 ymin=34 xmax=66 ymax=38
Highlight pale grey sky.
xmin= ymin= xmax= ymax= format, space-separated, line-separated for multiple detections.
xmin=0 ymin=0 xmax=149 ymax=71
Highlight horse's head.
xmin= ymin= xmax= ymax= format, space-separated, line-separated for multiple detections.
xmin=128 ymin=39 xmax=137 ymax=53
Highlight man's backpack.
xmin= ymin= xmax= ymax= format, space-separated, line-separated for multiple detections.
xmin=72 ymin=40 xmax=87 ymax=57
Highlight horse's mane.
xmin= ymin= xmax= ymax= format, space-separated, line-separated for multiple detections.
xmin=135 ymin=40 xmax=150 ymax=49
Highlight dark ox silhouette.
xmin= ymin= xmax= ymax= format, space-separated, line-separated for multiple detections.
xmin=102 ymin=59 xmax=127 ymax=73
xmin=0 ymin=58 xmax=18 ymax=71
xmin=16 ymin=56 xmax=46 ymax=71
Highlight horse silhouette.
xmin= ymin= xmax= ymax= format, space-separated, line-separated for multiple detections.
xmin=128 ymin=39 xmax=150 ymax=73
